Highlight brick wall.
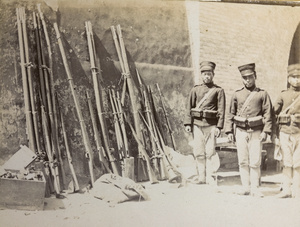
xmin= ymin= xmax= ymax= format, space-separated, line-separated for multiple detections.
xmin=198 ymin=2 xmax=300 ymax=105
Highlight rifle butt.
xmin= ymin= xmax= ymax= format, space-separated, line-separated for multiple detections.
xmin=123 ymin=157 xmax=135 ymax=181
xmin=158 ymin=157 xmax=169 ymax=181
xmin=137 ymin=157 xmax=149 ymax=182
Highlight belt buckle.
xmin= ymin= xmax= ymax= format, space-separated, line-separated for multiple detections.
xmin=246 ymin=121 xmax=253 ymax=132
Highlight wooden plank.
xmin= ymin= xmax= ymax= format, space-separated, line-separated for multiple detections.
xmin=0 ymin=172 xmax=46 ymax=211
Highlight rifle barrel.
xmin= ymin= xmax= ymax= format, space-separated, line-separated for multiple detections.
xmin=156 ymin=83 xmax=177 ymax=151
xmin=16 ymin=8 xmax=35 ymax=152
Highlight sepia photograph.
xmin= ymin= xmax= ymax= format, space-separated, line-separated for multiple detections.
xmin=0 ymin=0 xmax=299 ymax=226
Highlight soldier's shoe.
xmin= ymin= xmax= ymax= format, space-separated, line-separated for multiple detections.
xmin=251 ymin=190 xmax=264 ymax=198
xmin=236 ymin=190 xmax=250 ymax=196
xmin=188 ymin=176 xmax=206 ymax=184
xmin=276 ymin=191 xmax=292 ymax=198
xmin=206 ymin=176 xmax=217 ymax=186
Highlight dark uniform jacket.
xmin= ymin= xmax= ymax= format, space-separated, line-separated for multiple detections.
xmin=225 ymin=86 xmax=272 ymax=134
xmin=273 ymin=87 xmax=300 ymax=134
xmin=184 ymin=82 xmax=225 ymax=129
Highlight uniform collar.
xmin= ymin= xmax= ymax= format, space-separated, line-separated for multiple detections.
xmin=289 ymin=86 xmax=300 ymax=91
xmin=245 ymin=85 xmax=256 ymax=92
xmin=203 ymin=82 xmax=214 ymax=88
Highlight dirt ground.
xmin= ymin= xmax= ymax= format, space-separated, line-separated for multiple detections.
xmin=1 ymin=168 xmax=300 ymax=227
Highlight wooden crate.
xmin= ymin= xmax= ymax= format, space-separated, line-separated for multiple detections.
xmin=0 ymin=172 xmax=46 ymax=211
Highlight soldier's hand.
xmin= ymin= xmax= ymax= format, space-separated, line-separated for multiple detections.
xmin=227 ymin=133 xmax=234 ymax=142
xmin=185 ymin=125 xmax=192 ymax=133
xmin=214 ymin=128 xmax=221 ymax=138
xmin=259 ymin=132 xmax=267 ymax=142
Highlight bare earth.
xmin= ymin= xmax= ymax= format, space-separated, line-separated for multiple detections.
xmin=1 ymin=170 xmax=300 ymax=227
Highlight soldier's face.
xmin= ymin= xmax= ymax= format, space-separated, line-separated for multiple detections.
xmin=288 ymin=74 xmax=300 ymax=88
xmin=242 ymin=74 xmax=256 ymax=88
xmin=201 ymin=70 xmax=214 ymax=84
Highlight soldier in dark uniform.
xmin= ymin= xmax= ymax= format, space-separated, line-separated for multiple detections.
xmin=184 ymin=61 xmax=226 ymax=184
xmin=274 ymin=63 xmax=300 ymax=199
xmin=225 ymin=63 xmax=272 ymax=197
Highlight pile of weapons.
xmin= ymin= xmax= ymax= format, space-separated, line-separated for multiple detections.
xmin=1 ymin=170 xmax=44 ymax=182
xmin=16 ymin=5 xmax=180 ymax=197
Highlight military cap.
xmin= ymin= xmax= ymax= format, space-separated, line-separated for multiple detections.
xmin=287 ymin=63 xmax=300 ymax=76
xmin=200 ymin=61 xmax=216 ymax=72
xmin=238 ymin=63 xmax=256 ymax=76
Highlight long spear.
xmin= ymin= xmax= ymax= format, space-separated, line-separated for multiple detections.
xmin=54 ymin=23 xmax=95 ymax=187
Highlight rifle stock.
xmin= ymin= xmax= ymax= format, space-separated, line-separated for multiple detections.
xmin=86 ymin=91 xmax=111 ymax=174
xmin=57 ymin=99 xmax=80 ymax=192
xmin=124 ymin=114 xmax=158 ymax=184
xmin=41 ymin=105 xmax=61 ymax=195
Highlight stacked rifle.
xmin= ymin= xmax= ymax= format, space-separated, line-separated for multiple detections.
xmin=16 ymin=6 xmax=80 ymax=197
xmin=16 ymin=5 xmax=181 ymax=196
xmin=109 ymin=25 xmax=181 ymax=183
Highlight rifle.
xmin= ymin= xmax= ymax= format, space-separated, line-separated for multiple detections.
xmin=20 ymin=9 xmax=40 ymax=155
xmin=33 ymin=12 xmax=47 ymax=112
xmin=85 ymin=21 xmax=119 ymax=176
xmin=37 ymin=4 xmax=66 ymax=189
xmin=139 ymin=111 xmax=181 ymax=183
xmin=110 ymin=26 xmax=127 ymax=105
xmin=16 ymin=8 xmax=35 ymax=152
xmin=147 ymin=85 xmax=166 ymax=145
xmin=86 ymin=91 xmax=111 ymax=174
xmin=115 ymin=25 xmax=148 ymax=181
xmin=111 ymin=89 xmax=135 ymax=180
xmin=108 ymin=89 xmax=125 ymax=158
xmin=57 ymin=94 xmax=80 ymax=192
xmin=136 ymin=70 xmax=160 ymax=179
xmin=115 ymin=90 xmax=130 ymax=157
xmin=154 ymin=119 xmax=183 ymax=182
xmin=156 ymin=83 xmax=177 ymax=151
xmin=41 ymin=104 xmax=61 ymax=195
xmin=108 ymin=88 xmax=126 ymax=175
xmin=124 ymin=114 xmax=158 ymax=184
xmin=54 ymin=22 xmax=95 ymax=187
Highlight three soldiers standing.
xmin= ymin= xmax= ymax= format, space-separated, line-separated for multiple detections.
xmin=185 ymin=61 xmax=300 ymax=199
